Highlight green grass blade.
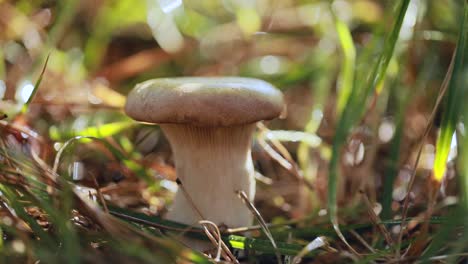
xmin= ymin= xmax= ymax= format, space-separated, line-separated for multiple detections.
xmin=227 ymin=235 xmax=317 ymax=257
xmin=433 ymin=3 xmax=468 ymax=182
xmin=327 ymin=0 xmax=410 ymax=254
xmin=47 ymin=0 xmax=79 ymax=46
xmin=334 ymin=16 xmax=356 ymax=116
xmin=0 ymin=185 xmax=57 ymax=247
xmin=21 ymin=53 xmax=50 ymax=115
xmin=422 ymin=2 xmax=468 ymax=260
xmin=109 ymin=206 xmax=322 ymax=257
xmin=53 ymin=136 xmax=152 ymax=183
xmin=380 ymin=83 xmax=405 ymax=220
xmin=380 ymin=50 xmax=439 ymax=221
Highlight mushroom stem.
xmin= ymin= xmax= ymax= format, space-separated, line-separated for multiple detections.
xmin=162 ymin=123 xmax=256 ymax=228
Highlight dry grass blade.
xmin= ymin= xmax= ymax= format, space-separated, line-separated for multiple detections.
xmin=176 ymin=178 xmax=238 ymax=262
xmin=199 ymin=220 xmax=224 ymax=262
xmin=359 ymin=190 xmax=394 ymax=247
xmin=199 ymin=224 xmax=238 ymax=263
xmin=349 ymin=230 xmax=376 ymax=254
xmin=109 ymin=210 xmax=203 ymax=233
xmin=332 ymin=220 xmax=361 ymax=257
xmin=396 ymin=50 xmax=456 ymax=257
xmin=257 ymin=123 xmax=295 ymax=161
xmin=90 ymin=172 xmax=109 ymax=213
xmin=237 ymin=190 xmax=283 ymax=264
xmin=176 ymin=178 xmax=205 ymax=221
xmin=256 ymin=133 xmax=314 ymax=191
xmin=292 ymin=236 xmax=328 ymax=264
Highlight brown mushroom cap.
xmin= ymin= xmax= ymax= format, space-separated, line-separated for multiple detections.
xmin=125 ymin=77 xmax=284 ymax=126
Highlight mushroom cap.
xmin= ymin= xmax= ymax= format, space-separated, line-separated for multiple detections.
xmin=125 ymin=77 xmax=284 ymax=126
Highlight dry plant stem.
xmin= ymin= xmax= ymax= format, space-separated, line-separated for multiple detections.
xmin=199 ymin=220 xmax=239 ymax=263
xmin=163 ymin=124 xmax=256 ymax=228
xmin=109 ymin=211 xmax=203 ymax=233
xmin=174 ymin=181 xmax=237 ymax=261
xmin=257 ymin=137 xmax=314 ymax=191
xmin=396 ymin=52 xmax=455 ymax=257
xmin=237 ymin=190 xmax=283 ymax=264
xmin=198 ymin=221 xmax=223 ymax=261
xmin=359 ymin=190 xmax=394 ymax=246
xmin=0 ymin=121 xmax=44 ymax=143
xmin=257 ymin=123 xmax=294 ymax=161
xmin=90 ymin=172 xmax=109 ymax=213
xmin=200 ymin=224 xmax=237 ymax=263
xmin=349 ymin=230 xmax=376 ymax=253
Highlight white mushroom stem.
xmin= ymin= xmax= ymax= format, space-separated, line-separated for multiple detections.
xmin=162 ymin=123 xmax=256 ymax=228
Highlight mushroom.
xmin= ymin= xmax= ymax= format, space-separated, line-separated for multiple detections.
xmin=125 ymin=77 xmax=284 ymax=228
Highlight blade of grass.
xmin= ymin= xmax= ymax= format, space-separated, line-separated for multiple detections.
xmin=110 ymin=206 xmax=317 ymax=258
xmin=264 ymin=130 xmax=321 ymax=148
xmin=380 ymin=50 xmax=439 ymax=221
xmin=380 ymin=82 xmax=405 ymax=221
xmin=297 ymin=57 xmax=334 ymax=211
xmin=21 ymin=53 xmax=50 ymax=115
xmin=421 ymin=2 xmax=468 ymax=260
xmin=328 ymin=0 xmax=410 ymax=256
xmin=53 ymin=136 xmax=151 ymax=183
xmin=227 ymin=235 xmax=320 ymax=257
xmin=395 ymin=51 xmax=454 ymax=257
xmin=237 ymin=190 xmax=282 ymax=264
xmin=0 ymin=185 xmax=57 ymax=247
xmin=292 ymin=236 xmax=330 ymax=264
xmin=333 ymin=13 xmax=356 ymax=117
xmin=433 ymin=2 xmax=468 ymax=183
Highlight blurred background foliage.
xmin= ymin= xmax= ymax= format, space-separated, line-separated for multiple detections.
xmin=0 ymin=0 xmax=467 ymax=263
